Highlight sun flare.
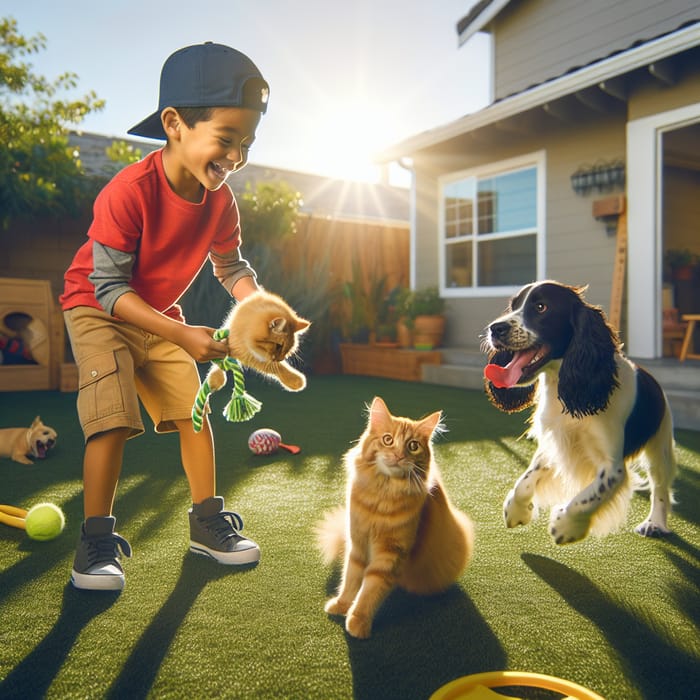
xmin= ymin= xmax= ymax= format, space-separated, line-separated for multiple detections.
xmin=309 ymin=99 xmax=395 ymax=182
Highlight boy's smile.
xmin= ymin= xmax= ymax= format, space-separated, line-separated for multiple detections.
xmin=162 ymin=106 xmax=261 ymax=202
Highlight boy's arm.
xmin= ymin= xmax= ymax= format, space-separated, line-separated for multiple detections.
xmin=91 ymin=241 xmax=227 ymax=362
xmin=209 ymin=249 xmax=259 ymax=301
xmin=112 ymin=292 xmax=228 ymax=363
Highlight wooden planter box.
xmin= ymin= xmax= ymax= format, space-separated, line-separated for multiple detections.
xmin=339 ymin=343 xmax=441 ymax=382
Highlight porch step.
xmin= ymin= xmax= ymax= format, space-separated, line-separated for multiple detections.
xmin=423 ymin=348 xmax=700 ymax=432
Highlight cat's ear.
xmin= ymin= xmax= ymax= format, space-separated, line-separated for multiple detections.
xmin=417 ymin=410 xmax=443 ymax=440
xmin=294 ymin=317 xmax=311 ymax=332
xmin=369 ymin=396 xmax=391 ymax=431
xmin=269 ymin=317 xmax=288 ymax=333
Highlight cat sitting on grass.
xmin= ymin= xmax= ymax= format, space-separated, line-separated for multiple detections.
xmin=316 ymin=397 xmax=474 ymax=639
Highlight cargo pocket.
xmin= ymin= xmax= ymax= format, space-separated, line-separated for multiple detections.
xmin=77 ymin=349 xmax=125 ymax=424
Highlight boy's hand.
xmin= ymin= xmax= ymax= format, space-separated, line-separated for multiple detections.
xmin=177 ymin=325 xmax=229 ymax=363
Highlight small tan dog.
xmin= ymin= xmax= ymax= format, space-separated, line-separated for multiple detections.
xmin=0 ymin=416 xmax=57 ymax=464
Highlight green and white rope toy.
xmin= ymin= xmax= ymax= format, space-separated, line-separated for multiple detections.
xmin=191 ymin=328 xmax=262 ymax=432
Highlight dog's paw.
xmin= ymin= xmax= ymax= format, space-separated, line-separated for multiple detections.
xmin=635 ymin=519 xmax=670 ymax=538
xmin=503 ymin=489 xmax=535 ymax=528
xmin=324 ymin=597 xmax=350 ymax=616
xmin=549 ymin=506 xmax=590 ymax=544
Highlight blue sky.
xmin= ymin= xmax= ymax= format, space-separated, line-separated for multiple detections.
xmin=5 ymin=1 xmax=491 ymax=182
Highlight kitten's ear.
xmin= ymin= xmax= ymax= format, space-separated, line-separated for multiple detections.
xmin=294 ymin=318 xmax=311 ymax=332
xmin=269 ymin=317 xmax=288 ymax=333
xmin=369 ymin=396 xmax=391 ymax=430
xmin=418 ymin=410 xmax=442 ymax=440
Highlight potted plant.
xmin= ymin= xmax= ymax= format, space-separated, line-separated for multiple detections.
xmin=375 ymin=286 xmax=406 ymax=346
xmin=664 ymin=248 xmax=697 ymax=282
xmin=404 ymin=286 xmax=446 ymax=350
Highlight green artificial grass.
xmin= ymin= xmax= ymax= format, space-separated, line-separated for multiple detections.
xmin=0 ymin=375 xmax=698 ymax=700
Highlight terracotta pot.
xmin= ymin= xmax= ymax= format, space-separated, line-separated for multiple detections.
xmin=672 ymin=265 xmax=693 ymax=281
xmin=396 ymin=319 xmax=413 ymax=348
xmin=413 ymin=315 xmax=445 ymax=349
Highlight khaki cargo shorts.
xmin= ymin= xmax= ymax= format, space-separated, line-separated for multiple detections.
xmin=64 ymin=306 xmax=203 ymax=442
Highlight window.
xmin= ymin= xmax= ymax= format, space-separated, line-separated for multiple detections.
xmin=440 ymin=153 xmax=544 ymax=294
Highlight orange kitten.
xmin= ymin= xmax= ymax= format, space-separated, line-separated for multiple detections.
xmin=222 ymin=289 xmax=310 ymax=391
xmin=316 ymin=396 xmax=474 ymax=639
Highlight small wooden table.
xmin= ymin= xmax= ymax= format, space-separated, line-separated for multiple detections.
xmin=679 ymin=314 xmax=700 ymax=361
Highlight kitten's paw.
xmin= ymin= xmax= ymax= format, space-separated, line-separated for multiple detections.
xmin=549 ymin=505 xmax=590 ymax=544
xmin=503 ymin=489 xmax=534 ymax=528
xmin=346 ymin=613 xmax=372 ymax=639
xmin=324 ymin=597 xmax=350 ymax=616
xmin=284 ymin=373 xmax=306 ymax=391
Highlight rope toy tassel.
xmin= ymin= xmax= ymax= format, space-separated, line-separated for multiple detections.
xmin=191 ymin=328 xmax=263 ymax=432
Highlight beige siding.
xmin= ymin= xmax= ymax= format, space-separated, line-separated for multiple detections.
xmin=415 ymin=117 xmax=627 ymax=349
xmin=492 ymin=0 xmax=700 ymax=100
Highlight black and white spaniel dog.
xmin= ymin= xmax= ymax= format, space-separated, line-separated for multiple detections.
xmin=483 ymin=280 xmax=676 ymax=544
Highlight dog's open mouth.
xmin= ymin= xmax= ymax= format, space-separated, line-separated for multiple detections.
xmin=484 ymin=345 xmax=551 ymax=388
xmin=34 ymin=439 xmax=55 ymax=459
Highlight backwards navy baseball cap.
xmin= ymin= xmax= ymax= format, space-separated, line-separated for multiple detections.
xmin=128 ymin=42 xmax=269 ymax=140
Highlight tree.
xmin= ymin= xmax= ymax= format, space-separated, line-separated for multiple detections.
xmin=0 ymin=17 xmax=105 ymax=227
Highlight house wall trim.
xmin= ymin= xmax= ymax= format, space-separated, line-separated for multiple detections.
xmin=380 ymin=22 xmax=700 ymax=163
xmin=627 ymin=101 xmax=700 ymax=358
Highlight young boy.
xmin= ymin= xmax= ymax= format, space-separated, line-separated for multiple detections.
xmin=60 ymin=42 xmax=270 ymax=590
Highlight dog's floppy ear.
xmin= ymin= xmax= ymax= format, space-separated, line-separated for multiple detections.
xmin=484 ymin=349 xmax=535 ymax=413
xmin=558 ymin=302 xmax=619 ymax=417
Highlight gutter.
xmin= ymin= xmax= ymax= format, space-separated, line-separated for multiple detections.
xmin=377 ymin=21 xmax=700 ymax=163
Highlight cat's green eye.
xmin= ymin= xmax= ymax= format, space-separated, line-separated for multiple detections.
xmin=407 ymin=440 xmax=421 ymax=453
xmin=382 ymin=434 xmax=393 ymax=446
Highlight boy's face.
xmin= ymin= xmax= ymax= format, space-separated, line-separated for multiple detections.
xmin=171 ymin=106 xmax=261 ymax=195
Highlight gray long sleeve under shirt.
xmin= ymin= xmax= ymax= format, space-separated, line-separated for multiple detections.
xmin=88 ymin=241 xmax=256 ymax=315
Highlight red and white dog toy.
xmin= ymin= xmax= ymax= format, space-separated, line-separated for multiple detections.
xmin=248 ymin=429 xmax=301 ymax=455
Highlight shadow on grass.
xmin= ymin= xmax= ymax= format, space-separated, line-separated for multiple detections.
xmin=0 ymin=584 xmax=121 ymax=699
xmin=104 ymin=555 xmax=256 ymax=699
xmin=333 ymin=586 xmax=506 ymax=700
xmin=522 ymin=553 xmax=700 ymax=700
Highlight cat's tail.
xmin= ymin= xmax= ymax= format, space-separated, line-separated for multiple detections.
xmin=314 ymin=506 xmax=346 ymax=565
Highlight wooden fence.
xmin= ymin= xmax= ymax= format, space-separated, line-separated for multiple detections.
xmin=283 ymin=214 xmax=409 ymax=293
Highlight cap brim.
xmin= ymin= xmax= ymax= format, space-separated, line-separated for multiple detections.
xmin=127 ymin=110 xmax=167 ymax=140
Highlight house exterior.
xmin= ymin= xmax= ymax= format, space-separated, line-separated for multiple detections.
xmin=378 ymin=0 xmax=700 ymax=360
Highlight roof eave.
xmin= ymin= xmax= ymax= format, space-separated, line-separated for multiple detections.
xmin=457 ymin=0 xmax=512 ymax=46
xmin=378 ymin=22 xmax=700 ymax=163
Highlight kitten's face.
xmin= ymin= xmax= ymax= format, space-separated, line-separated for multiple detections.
xmin=361 ymin=397 xmax=441 ymax=489
xmin=247 ymin=313 xmax=306 ymax=362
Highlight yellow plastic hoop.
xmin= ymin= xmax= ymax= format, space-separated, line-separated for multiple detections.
xmin=430 ymin=671 xmax=606 ymax=700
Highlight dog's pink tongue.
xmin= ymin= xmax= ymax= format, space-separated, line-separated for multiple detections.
xmin=485 ymin=349 xmax=538 ymax=388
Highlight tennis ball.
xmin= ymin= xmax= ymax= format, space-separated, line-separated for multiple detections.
xmin=24 ymin=502 xmax=65 ymax=541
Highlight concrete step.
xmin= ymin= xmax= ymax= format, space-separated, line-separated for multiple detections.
xmin=423 ymin=348 xmax=700 ymax=432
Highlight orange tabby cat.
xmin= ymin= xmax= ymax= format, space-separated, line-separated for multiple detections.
xmin=221 ymin=289 xmax=310 ymax=391
xmin=317 ymin=396 xmax=474 ymax=639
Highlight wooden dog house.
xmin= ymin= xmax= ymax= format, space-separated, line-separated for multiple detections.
xmin=0 ymin=278 xmax=64 ymax=391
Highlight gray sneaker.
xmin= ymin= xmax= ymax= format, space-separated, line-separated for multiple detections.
xmin=189 ymin=497 xmax=260 ymax=565
xmin=71 ymin=516 xmax=132 ymax=591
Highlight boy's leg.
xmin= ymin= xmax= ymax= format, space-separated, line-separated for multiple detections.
xmin=64 ymin=308 xmax=144 ymax=591
xmin=83 ymin=427 xmax=131 ymax=517
xmin=175 ymin=416 xmax=216 ymax=503
xmin=174 ymin=417 xmax=260 ymax=565
xmin=72 ymin=428 xmax=134 ymax=590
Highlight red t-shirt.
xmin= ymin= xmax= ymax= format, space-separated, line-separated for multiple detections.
xmin=60 ymin=149 xmax=241 ymax=321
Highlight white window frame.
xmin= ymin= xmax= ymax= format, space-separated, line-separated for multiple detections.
xmin=438 ymin=151 xmax=546 ymax=298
